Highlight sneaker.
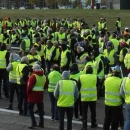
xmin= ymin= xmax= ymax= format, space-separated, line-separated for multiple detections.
xmin=6 ymin=105 xmax=13 ymax=110
xmin=91 ymin=124 xmax=98 ymax=128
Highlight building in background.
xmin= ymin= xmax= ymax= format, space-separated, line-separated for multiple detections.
xmin=106 ymin=0 xmax=130 ymax=9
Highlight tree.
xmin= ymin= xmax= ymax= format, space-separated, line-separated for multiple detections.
xmin=44 ymin=0 xmax=56 ymax=7
xmin=28 ymin=0 xmax=39 ymax=6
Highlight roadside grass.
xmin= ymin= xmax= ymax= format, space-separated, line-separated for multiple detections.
xmin=0 ymin=9 xmax=130 ymax=31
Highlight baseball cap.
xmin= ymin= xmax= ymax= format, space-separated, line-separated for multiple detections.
xmin=111 ymin=65 xmax=120 ymax=72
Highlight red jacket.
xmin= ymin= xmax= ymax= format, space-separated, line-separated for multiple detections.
xmin=27 ymin=70 xmax=47 ymax=103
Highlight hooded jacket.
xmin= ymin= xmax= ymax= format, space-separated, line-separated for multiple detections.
xmin=27 ymin=70 xmax=47 ymax=103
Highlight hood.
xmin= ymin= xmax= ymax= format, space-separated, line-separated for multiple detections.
xmin=10 ymin=53 xmax=21 ymax=62
xmin=32 ymin=70 xmax=44 ymax=76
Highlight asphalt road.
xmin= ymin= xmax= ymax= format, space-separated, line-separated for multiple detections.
xmin=0 ymin=90 xmax=107 ymax=130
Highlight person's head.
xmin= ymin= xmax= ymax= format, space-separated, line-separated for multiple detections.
xmin=86 ymin=66 xmax=93 ymax=74
xmin=46 ymin=40 xmax=52 ymax=48
xmin=30 ymin=48 xmax=36 ymax=55
xmin=91 ymin=50 xmax=99 ymax=59
xmin=53 ymin=41 xmax=58 ymax=47
xmin=61 ymin=71 xmax=70 ymax=80
xmin=106 ymin=41 xmax=113 ymax=51
xmin=21 ymin=56 xmax=29 ymax=64
xmin=0 ymin=43 xmax=6 ymax=51
xmin=61 ymin=43 xmax=67 ymax=51
xmin=70 ymin=63 xmax=79 ymax=73
xmin=59 ymin=27 xmax=64 ymax=34
xmin=52 ymin=64 xmax=60 ymax=72
xmin=77 ymin=46 xmax=84 ymax=53
xmin=32 ymin=63 xmax=42 ymax=72
xmin=111 ymin=65 xmax=120 ymax=77
xmin=118 ymin=17 xmax=120 ymax=21
xmin=9 ymin=53 xmax=21 ymax=62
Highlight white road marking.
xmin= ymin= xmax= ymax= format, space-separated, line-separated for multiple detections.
xmin=0 ymin=108 xmax=103 ymax=128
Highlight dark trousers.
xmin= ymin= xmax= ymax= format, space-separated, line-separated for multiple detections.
xmin=18 ymin=84 xmax=27 ymax=115
xmin=74 ymin=95 xmax=82 ymax=118
xmin=0 ymin=69 xmax=9 ymax=97
xmin=9 ymin=82 xmax=19 ymax=105
xmin=82 ymin=101 xmax=97 ymax=129
xmin=49 ymin=92 xmax=59 ymax=119
xmin=45 ymin=60 xmax=51 ymax=74
xmin=58 ymin=107 xmax=73 ymax=130
xmin=28 ymin=102 xmax=44 ymax=126
xmin=103 ymin=105 xmax=122 ymax=130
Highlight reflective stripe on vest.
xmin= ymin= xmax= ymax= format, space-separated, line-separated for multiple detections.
xmin=32 ymin=74 xmax=46 ymax=91
xmin=105 ymin=76 xmax=122 ymax=106
xmin=57 ymin=80 xmax=75 ymax=107
xmin=0 ymin=50 xmax=7 ymax=68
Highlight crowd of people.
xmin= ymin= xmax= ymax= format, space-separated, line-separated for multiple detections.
xmin=0 ymin=16 xmax=130 ymax=130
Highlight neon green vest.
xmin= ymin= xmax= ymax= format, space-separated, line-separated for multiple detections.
xmin=60 ymin=50 xmax=70 ymax=67
xmin=103 ymin=49 xmax=115 ymax=65
xmin=110 ymin=39 xmax=119 ymax=53
xmin=57 ymin=80 xmax=76 ymax=107
xmin=76 ymin=53 xmax=88 ymax=71
xmin=54 ymin=48 xmax=60 ymax=61
xmin=58 ymin=33 xmax=66 ymax=44
xmin=121 ymin=78 xmax=130 ymax=104
xmin=0 ymin=50 xmax=7 ymax=69
xmin=124 ymin=53 xmax=130 ymax=69
xmin=70 ymin=71 xmax=84 ymax=81
xmin=45 ymin=46 xmax=55 ymax=61
xmin=32 ymin=74 xmax=46 ymax=91
xmin=16 ymin=63 xmax=27 ymax=84
xmin=48 ymin=70 xmax=61 ymax=92
xmin=23 ymin=39 xmax=30 ymax=52
xmin=119 ymin=47 xmax=128 ymax=62
xmin=105 ymin=76 xmax=122 ymax=106
xmin=9 ymin=61 xmax=20 ymax=82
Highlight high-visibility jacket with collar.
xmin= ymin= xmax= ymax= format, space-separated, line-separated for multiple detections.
xmin=105 ymin=76 xmax=122 ymax=106
xmin=58 ymin=32 xmax=66 ymax=44
xmin=110 ymin=38 xmax=119 ymax=53
xmin=27 ymin=54 xmax=41 ymax=65
xmin=23 ymin=38 xmax=30 ymax=52
xmin=83 ymin=61 xmax=95 ymax=74
xmin=93 ymin=55 xmax=104 ymax=79
xmin=124 ymin=53 xmax=130 ymax=69
xmin=98 ymin=22 xmax=102 ymax=30
xmin=48 ymin=70 xmax=61 ymax=92
xmin=57 ymin=80 xmax=76 ymax=107
xmin=116 ymin=20 xmax=121 ymax=28
xmin=76 ymin=53 xmax=88 ymax=71
xmin=80 ymin=74 xmax=97 ymax=101
xmin=45 ymin=46 xmax=55 ymax=61
xmin=16 ymin=63 xmax=27 ymax=84
xmin=54 ymin=47 xmax=60 ymax=61
xmin=0 ymin=33 xmax=3 ymax=43
xmin=9 ymin=61 xmax=20 ymax=83
xmin=32 ymin=74 xmax=46 ymax=91
xmin=60 ymin=49 xmax=70 ymax=67
xmin=102 ymin=22 xmax=107 ymax=30
xmin=119 ymin=47 xmax=128 ymax=62
xmin=37 ymin=44 xmax=45 ymax=57
xmin=0 ymin=50 xmax=7 ymax=69
xmin=103 ymin=49 xmax=115 ymax=65
xmin=70 ymin=71 xmax=84 ymax=81
xmin=121 ymin=77 xmax=130 ymax=104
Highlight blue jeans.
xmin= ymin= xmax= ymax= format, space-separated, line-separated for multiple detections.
xmin=124 ymin=104 xmax=130 ymax=130
xmin=49 ymin=92 xmax=59 ymax=119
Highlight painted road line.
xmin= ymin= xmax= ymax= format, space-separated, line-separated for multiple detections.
xmin=0 ymin=108 xmax=103 ymax=128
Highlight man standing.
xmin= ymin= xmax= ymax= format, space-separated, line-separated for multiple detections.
xmin=78 ymin=66 xmax=99 ymax=130
xmin=27 ymin=64 xmax=46 ymax=129
xmin=120 ymin=73 xmax=130 ymax=130
xmin=54 ymin=71 xmax=79 ymax=130
xmin=115 ymin=17 xmax=121 ymax=34
xmin=103 ymin=65 xmax=123 ymax=130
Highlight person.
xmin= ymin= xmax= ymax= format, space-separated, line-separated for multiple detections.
xmin=54 ymin=71 xmax=79 ymax=130
xmin=6 ymin=53 xmax=21 ymax=110
xmin=0 ymin=43 xmax=9 ymax=98
xmin=70 ymin=63 xmax=83 ymax=120
xmin=120 ymin=73 xmax=130 ymax=130
xmin=103 ymin=65 xmax=123 ymax=130
xmin=60 ymin=43 xmax=71 ymax=72
xmin=78 ymin=66 xmax=99 ymax=130
xmin=27 ymin=63 xmax=46 ymax=129
xmin=16 ymin=56 xmax=30 ymax=115
xmin=115 ymin=17 xmax=121 ymax=34
xmin=47 ymin=64 xmax=61 ymax=120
